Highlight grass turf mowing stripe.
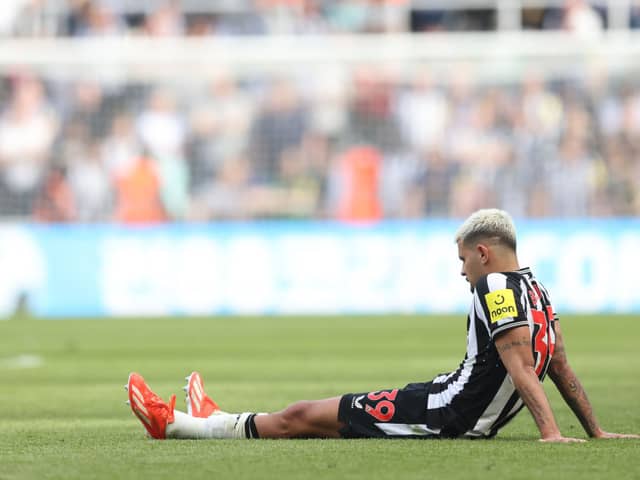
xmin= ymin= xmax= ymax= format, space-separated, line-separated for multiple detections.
xmin=0 ymin=315 xmax=638 ymax=480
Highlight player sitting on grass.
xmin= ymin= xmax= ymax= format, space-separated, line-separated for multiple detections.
xmin=125 ymin=209 xmax=639 ymax=442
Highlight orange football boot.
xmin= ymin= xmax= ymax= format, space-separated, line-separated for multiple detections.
xmin=126 ymin=372 xmax=175 ymax=439
xmin=184 ymin=371 xmax=222 ymax=418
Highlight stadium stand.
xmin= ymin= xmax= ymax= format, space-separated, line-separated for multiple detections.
xmin=0 ymin=1 xmax=639 ymax=222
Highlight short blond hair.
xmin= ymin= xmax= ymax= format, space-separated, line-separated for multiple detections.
xmin=454 ymin=209 xmax=517 ymax=251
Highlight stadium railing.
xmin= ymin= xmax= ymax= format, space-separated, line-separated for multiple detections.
xmin=2 ymin=31 xmax=640 ymax=80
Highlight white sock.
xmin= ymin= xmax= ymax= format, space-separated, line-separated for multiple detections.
xmin=166 ymin=410 xmax=255 ymax=439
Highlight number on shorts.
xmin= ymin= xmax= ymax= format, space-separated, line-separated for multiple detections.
xmin=365 ymin=389 xmax=398 ymax=422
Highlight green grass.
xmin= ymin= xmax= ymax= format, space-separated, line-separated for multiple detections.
xmin=0 ymin=315 xmax=638 ymax=480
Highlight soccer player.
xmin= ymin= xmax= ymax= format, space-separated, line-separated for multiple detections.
xmin=126 ymin=209 xmax=638 ymax=442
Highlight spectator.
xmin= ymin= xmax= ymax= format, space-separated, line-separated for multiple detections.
xmin=136 ymin=87 xmax=188 ymax=219
xmin=329 ymin=145 xmax=383 ymax=222
xmin=10 ymin=0 xmax=53 ymax=36
xmin=186 ymin=102 xmax=222 ymax=195
xmin=0 ymin=0 xmax=29 ymax=35
xmin=67 ymin=0 xmax=123 ymax=37
xmin=493 ymin=147 xmax=530 ymax=219
xmin=63 ymin=81 xmax=110 ymax=139
xmin=343 ymin=68 xmax=402 ymax=154
xmin=520 ymin=71 xmax=564 ymax=141
xmin=448 ymin=174 xmax=493 ymax=218
xmin=407 ymin=148 xmax=459 ymax=218
xmin=271 ymin=138 xmax=325 ymax=218
xmin=631 ymin=2 xmax=640 ymax=29
xmin=184 ymin=14 xmax=216 ymax=36
xmin=444 ymin=65 xmax=479 ymax=151
xmin=289 ymin=0 xmax=330 ymax=34
xmin=0 ymin=75 xmax=58 ymax=216
xmin=596 ymin=140 xmax=636 ymax=216
xmin=367 ymin=0 xmax=409 ymax=33
xmin=187 ymin=155 xmax=254 ymax=221
xmin=113 ymin=154 xmax=166 ymax=223
xmin=326 ymin=1 xmax=372 ymax=33
xmin=562 ymin=0 xmax=604 ymax=38
xmin=214 ymin=1 xmax=268 ymax=35
xmin=67 ymin=139 xmax=112 ymax=221
xmin=409 ymin=7 xmax=446 ymax=32
xmin=307 ymin=70 xmax=348 ymax=139
xmin=395 ymin=68 xmax=449 ymax=155
xmin=186 ymin=72 xmax=254 ymax=195
xmin=137 ymin=88 xmax=185 ymax=161
xmin=248 ymin=79 xmax=308 ymax=183
xmin=584 ymin=69 xmax=624 ymax=141
xmin=32 ymin=165 xmax=75 ymax=222
xmin=621 ymin=88 xmax=640 ymax=148
xmin=545 ymin=133 xmax=597 ymax=217
xmin=102 ymin=112 xmax=142 ymax=180
xmin=142 ymin=2 xmax=184 ymax=36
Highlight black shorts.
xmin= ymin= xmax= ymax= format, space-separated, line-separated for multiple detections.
xmin=338 ymin=382 xmax=439 ymax=439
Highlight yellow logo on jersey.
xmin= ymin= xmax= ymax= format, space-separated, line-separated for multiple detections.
xmin=485 ymin=289 xmax=517 ymax=323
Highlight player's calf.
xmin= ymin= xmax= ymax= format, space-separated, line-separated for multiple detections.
xmin=255 ymin=398 xmax=344 ymax=438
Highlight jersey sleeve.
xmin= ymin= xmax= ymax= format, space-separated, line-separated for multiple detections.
xmin=538 ymin=282 xmax=560 ymax=323
xmin=475 ymin=273 xmax=529 ymax=338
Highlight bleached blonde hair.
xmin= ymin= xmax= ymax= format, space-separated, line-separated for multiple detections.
xmin=454 ymin=209 xmax=517 ymax=251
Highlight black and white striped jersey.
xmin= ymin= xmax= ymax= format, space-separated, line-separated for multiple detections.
xmin=425 ymin=267 xmax=557 ymax=438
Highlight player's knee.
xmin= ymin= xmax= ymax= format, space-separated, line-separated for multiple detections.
xmin=278 ymin=400 xmax=314 ymax=436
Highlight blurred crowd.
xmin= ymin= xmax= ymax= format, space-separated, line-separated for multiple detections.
xmin=2 ymin=0 xmax=640 ymax=37
xmin=0 ymin=63 xmax=639 ymax=223
xmin=0 ymin=1 xmax=639 ymax=222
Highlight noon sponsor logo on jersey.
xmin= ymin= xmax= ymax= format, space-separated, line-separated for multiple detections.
xmin=485 ymin=288 xmax=517 ymax=323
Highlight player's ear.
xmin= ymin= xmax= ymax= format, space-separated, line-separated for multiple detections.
xmin=477 ymin=243 xmax=490 ymax=264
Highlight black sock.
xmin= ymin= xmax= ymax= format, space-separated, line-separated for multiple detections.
xmin=244 ymin=413 xmax=260 ymax=439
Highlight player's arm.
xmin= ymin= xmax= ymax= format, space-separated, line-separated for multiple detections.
xmin=494 ymin=326 xmax=584 ymax=443
xmin=547 ymin=322 xmax=640 ymax=439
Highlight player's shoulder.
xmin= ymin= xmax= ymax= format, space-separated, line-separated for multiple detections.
xmin=475 ymin=272 xmax=516 ymax=296
xmin=474 ymin=272 xmax=524 ymax=311
xmin=474 ymin=272 xmax=525 ymax=325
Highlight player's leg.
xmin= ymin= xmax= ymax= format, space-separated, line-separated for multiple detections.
xmin=336 ymin=383 xmax=437 ymax=438
xmin=126 ymin=373 xmax=435 ymax=440
xmin=127 ymin=372 xmax=343 ymax=439
xmin=169 ymin=399 xmax=344 ymax=440
xmin=253 ymin=397 xmax=344 ymax=438
xmin=185 ymin=370 xmax=344 ymax=438
xmin=127 ymin=372 xmax=255 ymax=439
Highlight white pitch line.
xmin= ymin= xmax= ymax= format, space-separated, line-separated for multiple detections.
xmin=0 ymin=354 xmax=44 ymax=369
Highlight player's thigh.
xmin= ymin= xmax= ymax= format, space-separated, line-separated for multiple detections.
xmin=299 ymin=396 xmax=343 ymax=427
xmin=338 ymin=382 xmax=432 ymax=438
xmin=283 ymin=397 xmax=344 ymax=435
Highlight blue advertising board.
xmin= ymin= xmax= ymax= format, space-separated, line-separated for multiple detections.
xmin=1 ymin=220 xmax=639 ymax=317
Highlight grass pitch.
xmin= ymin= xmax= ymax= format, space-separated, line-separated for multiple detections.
xmin=1 ymin=314 xmax=638 ymax=480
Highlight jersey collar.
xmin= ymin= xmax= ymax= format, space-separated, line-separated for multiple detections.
xmin=517 ymin=267 xmax=533 ymax=277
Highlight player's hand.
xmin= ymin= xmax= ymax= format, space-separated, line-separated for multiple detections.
xmin=539 ymin=435 xmax=586 ymax=443
xmin=592 ymin=431 xmax=640 ymax=439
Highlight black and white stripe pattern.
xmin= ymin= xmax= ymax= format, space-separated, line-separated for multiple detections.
xmin=425 ymin=267 xmax=557 ymax=438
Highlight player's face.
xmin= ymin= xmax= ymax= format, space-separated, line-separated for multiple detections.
xmin=457 ymin=240 xmax=485 ymax=291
